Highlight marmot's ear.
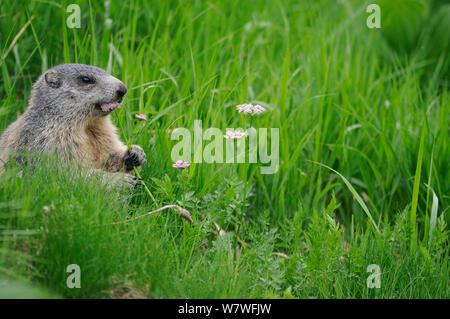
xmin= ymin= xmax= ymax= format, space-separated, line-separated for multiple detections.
xmin=44 ymin=71 xmax=61 ymax=88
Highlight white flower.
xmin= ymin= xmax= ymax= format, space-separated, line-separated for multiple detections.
xmin=236 ymin=103 xmax=266 ymax=115
xmin=252 ymin=104 xmax=266 ymax=114
xmin=224 ymin=130 xmax=248 ymax=139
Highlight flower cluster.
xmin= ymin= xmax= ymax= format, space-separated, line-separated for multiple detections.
xmin=172 ymin=160 xmax=190 ymax=169
xmin=236 ymin=103 xmax=266 ymax=115
xmin=224 ymin=129 xmax=248 ymax=139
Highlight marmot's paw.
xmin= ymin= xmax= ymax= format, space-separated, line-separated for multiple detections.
xmin=122 ymin=173 xmax=142 ymax=189
xmin=124 ymin=145 xmax=146 ymax=171
xmin=105 ymin=172 xmax=142 ymax=190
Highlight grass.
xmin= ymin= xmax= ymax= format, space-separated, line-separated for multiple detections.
xmin=0 ymin=0 xmax=448 ymax=298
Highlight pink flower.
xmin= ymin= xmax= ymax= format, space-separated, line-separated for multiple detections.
xmin=172 ymin=160 xmax=190 ymax=169
xmin=135 ymin=114 xmax=147 ymax=121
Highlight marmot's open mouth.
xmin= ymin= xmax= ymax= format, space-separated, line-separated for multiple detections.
xmin=97 ymin=101 xmax=122 ymax=113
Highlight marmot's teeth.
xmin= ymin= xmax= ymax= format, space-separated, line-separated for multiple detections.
xmin=100 ymin=101 xmax=121 ymax=112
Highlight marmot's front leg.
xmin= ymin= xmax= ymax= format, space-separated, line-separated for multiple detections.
xmin=123 ymin=145 xmax=146 ymax=171
xmin=84 ymin=168 xmax=140 ymax=190
xmin=105 ymin=144 xmax=146 ymax=173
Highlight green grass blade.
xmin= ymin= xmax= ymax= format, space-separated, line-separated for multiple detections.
xmin=310 ymin=160 xmax=380 ymax=234
xmin=409 ymin=125 xmax=426 ymax=254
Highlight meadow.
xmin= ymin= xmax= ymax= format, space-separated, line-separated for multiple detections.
xmin=0 ymin=0 xmax=448 ymax=298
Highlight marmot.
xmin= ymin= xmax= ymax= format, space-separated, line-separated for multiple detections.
xmin=0 ymin=63 xmax=146 ymax=188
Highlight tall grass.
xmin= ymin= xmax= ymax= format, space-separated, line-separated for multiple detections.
xmin=0 ymin=0 xmax=448 ymax=298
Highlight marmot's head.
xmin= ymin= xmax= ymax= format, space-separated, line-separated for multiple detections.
xmin=31 ymin=63 xmax=127 ymax=120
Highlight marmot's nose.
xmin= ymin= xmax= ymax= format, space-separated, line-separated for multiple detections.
xmin=116 ymin=83 xmax=127 ymax=101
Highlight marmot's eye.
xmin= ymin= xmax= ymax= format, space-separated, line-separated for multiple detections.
xmin=79 ymin=76 xmax=95 ymax=84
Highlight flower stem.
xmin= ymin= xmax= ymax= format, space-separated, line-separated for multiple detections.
xmin=133 ymin=166 xmax=158 ymax=206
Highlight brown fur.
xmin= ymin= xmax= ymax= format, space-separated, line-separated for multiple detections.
xmin=82 ymin=117 xmax=128 ymax=170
